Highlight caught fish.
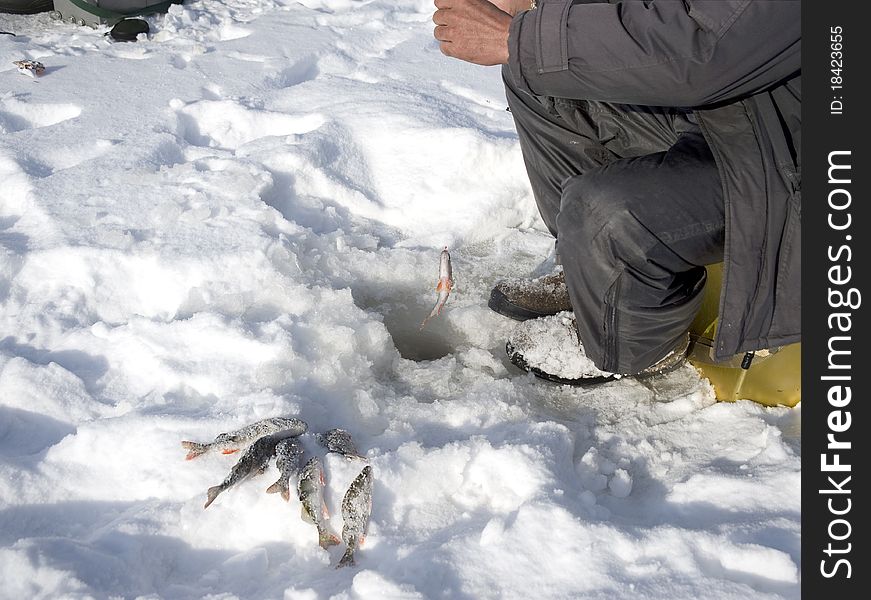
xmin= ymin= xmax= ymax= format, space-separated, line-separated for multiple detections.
xmin=266 ymin=437 xmax=305 ymax=501
xmin=316 ymin=428 xmax=365 ymax=460
xmin=337 ymin=465 xmax=374 ymax=568
xmin=13 ymin=60 xmax=45 ymax=78
xmin=298 ymin=457 xmax=340 ymax=549
xmin=203 ymin=429 xmax=302 ymax=509
xmin=181 ymin=416 xmax=307 ymax=460
xmin=420 ymin=246 xmax=453 ymax=330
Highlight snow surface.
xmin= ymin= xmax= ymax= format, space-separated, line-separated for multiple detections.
xmin=1 ymin=3 xmax=800 ymax=599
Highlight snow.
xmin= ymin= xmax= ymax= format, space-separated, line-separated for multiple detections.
xmin=508 ymin=311 xmax=614 ymax=380
xmin=1 ymin=2 xmax=800 ymax=599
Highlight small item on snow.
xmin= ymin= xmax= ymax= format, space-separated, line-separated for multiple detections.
xmin=265 ymin=437 xmax=305 ymax=501
xmin=298 ymin=456 xmax=341 ymax=549
xmin=1 ymin=31 xmax=16 ymax=36
xmin=181 ymin=416 xmax=307 ymax=460
xmin=419 ymin=246 xmax=453 ymax=330
xmin=203 ymin=429 xmax=304 ymax=509
xmin=108 ymin=18 xmax=149 ymax=42
xmin=316 ymin=428 xmax=365 ymax=460
xmin=337 ymin=465 xmax=374 ymax=568
xmin=13 ymin=59 xmax=45 ymax=78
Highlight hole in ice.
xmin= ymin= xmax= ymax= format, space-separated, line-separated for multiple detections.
xmin=382 ymin=305 xmax=453 ymax=362
xmin=353 ymin=291 xmax=453 ymax=362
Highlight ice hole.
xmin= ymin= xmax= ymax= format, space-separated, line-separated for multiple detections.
xmin=353 ymin=289 xmax=453 ymax=361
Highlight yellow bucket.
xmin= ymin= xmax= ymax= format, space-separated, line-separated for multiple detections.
xmin=688 ymin=264 xmax=801 ymax=407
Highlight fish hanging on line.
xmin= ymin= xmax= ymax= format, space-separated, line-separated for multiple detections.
xmin=420 ymin=246 xmax=453 ymax=330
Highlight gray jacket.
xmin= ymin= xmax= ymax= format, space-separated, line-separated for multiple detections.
xmin=506 ymin=0 xmax=801 ymax=359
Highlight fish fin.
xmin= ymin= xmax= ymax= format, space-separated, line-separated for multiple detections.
xmin=181 ymin=441 xmax=208 ymax=460
xmin=266 ymin=481 xmax=281 ymax=495
xmin=221 ymin=448 xmax=240 ymax=455
xmin=301 ymin=505 xmax=315 ymax=524
xmin=336 ymin=548 xmax=356 ymax=568
xmin=281 ymin=488 xmax=290 ymax=502
xmin=203 ymin=485 xmax=222 ymax=509
xmin=322 ymin=501 xmax=330 ymax=519
xmin=358 ymin=535 xmax=366 ymax=548
xmin=319 ymin=531 xmax=341 ymax=549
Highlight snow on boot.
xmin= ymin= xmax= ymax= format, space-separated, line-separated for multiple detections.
xmin=506 ymin=312 xmax=616 ymax=385
xmin=489 ymin=269 xmax=572 ymax=321
xmin=506 ymin=312 xmax=690 ymax=385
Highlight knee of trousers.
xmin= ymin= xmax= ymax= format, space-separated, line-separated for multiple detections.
xmin=556 ymin=173 xmax=653 ymax=270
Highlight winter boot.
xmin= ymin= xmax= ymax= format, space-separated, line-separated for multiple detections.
xmin=506 ymin=312 xmax=689 ymax=386
xmin=489 ymin=269 xmax=572 ymax=321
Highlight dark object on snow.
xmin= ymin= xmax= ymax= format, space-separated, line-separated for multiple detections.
xmin=0 ymin=0 xmax=53 ymax=14
xmin=51 ymin=0 xmax=181 ymax=28
xmin=1 ymin=31 xmax=18 ymax=35
xmin=108 ymin=17 xmax=148 ymax=41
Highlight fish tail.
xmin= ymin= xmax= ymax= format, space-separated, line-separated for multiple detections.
xmin=319 ymin=529 xmax=341 ymax=549
xmin=203 ymin=485 xmax=223 ymax=509
xmin=181 ymin=441 xmax=209 ymax=460
xmin=419 ymin=314 xmax=434 ymax=331
xmin=266 ymin=481 xmax=282 ymax=495
xmin=336 ymin=548 xmax=355 ymax=568
xmin=281 ymin=488 xmax=290 ymax=502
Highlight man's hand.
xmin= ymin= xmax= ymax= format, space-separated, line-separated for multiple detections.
xmin=433 ymin=0 xmax=513 ymax=66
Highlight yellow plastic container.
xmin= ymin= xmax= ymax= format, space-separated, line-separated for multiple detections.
xmin=688 ymin=264 xmax=801 ymax=407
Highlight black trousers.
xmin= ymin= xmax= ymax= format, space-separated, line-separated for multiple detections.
xmin=504 ymin=73 xmax=725 ymax=374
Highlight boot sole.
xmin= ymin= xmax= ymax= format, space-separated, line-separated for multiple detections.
xmin=506 ymin=340 xmax=689 ymax=386
xmin=488 ymin=288 xmax=563 ymax=322
xmin=506 ymin=341 xmax=618 ymax=387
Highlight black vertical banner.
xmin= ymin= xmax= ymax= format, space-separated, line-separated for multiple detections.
xmin=803 ymin=0 xmax=870 ymax=596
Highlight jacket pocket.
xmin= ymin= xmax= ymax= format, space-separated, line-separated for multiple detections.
xmin=535 ymin=1 xmax=574 ymax=74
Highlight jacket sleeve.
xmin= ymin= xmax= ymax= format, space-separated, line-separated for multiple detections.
xmin=507 ymin=0 xmax=801 ymax=107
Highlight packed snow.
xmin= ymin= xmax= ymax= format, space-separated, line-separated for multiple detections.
xmin=1 ymin=2 xmax=800 ymax=599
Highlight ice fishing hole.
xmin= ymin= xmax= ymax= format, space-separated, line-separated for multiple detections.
xmin=383 ymin=306 xmax=453 ymax=361
xmin=353 ymin=291 xmax=453 ymax=361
